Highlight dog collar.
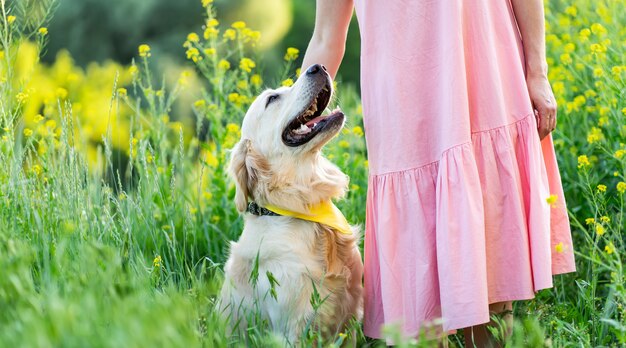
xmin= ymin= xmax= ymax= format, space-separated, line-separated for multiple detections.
xmin=247 ymin=202 xmax=281 ymax=216
xmin=264 ymin=201 xmax=352 ymax=235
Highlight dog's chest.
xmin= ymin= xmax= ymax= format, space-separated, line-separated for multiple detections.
xmin=226 ymin=217 xmax=324 ymax=290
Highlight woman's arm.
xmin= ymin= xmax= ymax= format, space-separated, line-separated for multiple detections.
xmin=510 ymin=0 xmax=557 ymax=140
xmin=300 ymin=0 xmax=354 ymax=79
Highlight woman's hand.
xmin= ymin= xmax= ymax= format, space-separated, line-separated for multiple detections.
xmin=527 ymin=74 xmax=557 ymax=140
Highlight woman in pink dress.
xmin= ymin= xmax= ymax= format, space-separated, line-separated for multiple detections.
xmin=301 ymin=0 xmax=576 ymax=345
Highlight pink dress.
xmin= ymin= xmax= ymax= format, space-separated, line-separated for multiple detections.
xmin=354 ymin=0 xmax=576 ymax=337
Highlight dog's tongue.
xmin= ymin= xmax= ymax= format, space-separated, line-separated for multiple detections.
xmin=305 ymin=114 xmax=327 ymax=127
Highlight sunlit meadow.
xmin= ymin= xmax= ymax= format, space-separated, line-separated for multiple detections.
xmin=0 ymin=0 xmax=624 ymax=346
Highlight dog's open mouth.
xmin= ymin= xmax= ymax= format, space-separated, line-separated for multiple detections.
xmin=282 ymin=82 xmax=345 ymax=147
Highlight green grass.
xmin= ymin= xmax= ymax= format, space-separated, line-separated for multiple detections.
xmin=1 ymin=0 xmax=625 ymax=347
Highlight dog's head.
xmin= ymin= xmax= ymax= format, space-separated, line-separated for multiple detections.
xmin=229 ymin=64 xmax=348 ymax=212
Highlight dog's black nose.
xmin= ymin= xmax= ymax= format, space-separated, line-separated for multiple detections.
xmin=306 ymin=64 xmax=325 ymax=75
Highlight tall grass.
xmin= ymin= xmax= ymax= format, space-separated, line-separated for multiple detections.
xmin=0 ymin=0 xmax=624 ymax=347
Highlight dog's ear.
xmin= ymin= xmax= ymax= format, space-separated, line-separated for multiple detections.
xmin=229 ymin=139 xmax=252 ymax=212
xmin=229 ymin=139 xmax=270 ymax=212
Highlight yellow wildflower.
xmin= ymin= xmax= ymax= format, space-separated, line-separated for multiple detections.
xmin=554 ymin=242 xmax=564 ymax=254
xmin=617 ymin=182 xmax=626 ymax=194
xmin=187 ymin=32 xmax=199 ymax=43
xmin=217 ymin=59 xmax=230 ymax=70
xmin=352 ymin=126 xmax=364 ymax=137
xmin=23 ymin=128 xmax=33 ymax=137
xmin=201 ymin=0 xmax=213 ymax=7
xmin=577 ymin=155 xmax=590 ymax=168
xmin=129 ymin=65 xmax=138 ymax=75
xmin=194 ymin=99 xmax=206 ymax=108
xmin=605 ymin=242 xmax=615 ymax=255
xmin=239 ymin=58 xmax=256 ymax=73
xmin=15 ymin=92 xmax=28 ymax=103
xmin=595 ymin=223 xmax=605 ymax=236
xmin=226 ymin=123 xmax=240 ymax=134
xmin=7 ymin=15 xmax=16 ymax=25
xmin=560 ymin=53 xmax=572 ymax=65
xmin=138 ymin=44 xmax=151 ymax=57
xmin=600 ymin=216 xmax=610 ymax=223
xmin=597 ymin=184 xmax=607 ymax=193
xmin=339 ymin=140 xmax=350 ymax=148
xmin=153 ymin=255 xmax=162 ymax=268
xmin=186 ymin=47 xmax=201 ymax=61
xmin=204 ymin=27 xmax=218 ymax=40
xmin=591 ymin=23 xmax=607 ymax=36
xmin=250 ymin=74 xmax=262 ymax=88
xmin=281 ymin=78 xmax=294 ymax=87
xmin=593 ymin=67 xmax=604 ymax=78
xmin=203 ymin=48 xmax=216 ymax=56
xmin=284 ymin=47 xmax=300 ymax=61
xmin=546 ymin=194 xmax=558 ymax=207
xmin=38 ymin=27 xmax=48 ymax=36
xmin=231 ymin=21 xmax=246 ymax=29
xmin=34 ymin=114 xmax=44 ymax=123
xmin=31 ymin=164 xmax=42 ymax=175
xmin=56 ymin=87 xmax=68 ymax=99
xmin=206 ymin=18 xmax=219 ymax=27
xmin=585 ymin=217 xmax=595 ymax=225
xmin=586 ymin=127 xmax=604 ymax=144
xmin=223 ymin=28 xmax=236 ymax=41
xmin=117 ymin=88 xmax=127 ymax=97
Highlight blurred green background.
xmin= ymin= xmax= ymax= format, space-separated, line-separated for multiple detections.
xmin=43 ymin=0 xmax=362 ymax=85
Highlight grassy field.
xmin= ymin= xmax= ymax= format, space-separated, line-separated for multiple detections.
xmin=0 ymin=0 xmax=625 ymax=346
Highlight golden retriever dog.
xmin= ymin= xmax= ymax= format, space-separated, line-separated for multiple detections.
xmin=219 ymin=64 xmax=363 ymax=344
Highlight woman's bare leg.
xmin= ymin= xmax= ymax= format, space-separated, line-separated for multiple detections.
xmin=463 ymin=301 xmax=513 ymax=347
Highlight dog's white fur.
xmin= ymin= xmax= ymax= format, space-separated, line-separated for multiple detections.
xmin=219 ymin=68 xmax=363 ymax=344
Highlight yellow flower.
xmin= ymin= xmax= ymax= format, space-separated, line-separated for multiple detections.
xmin=34 ymin=114 xmax=44 ymax=123
xmin=7 ymin=15 xmax=16 ymax=25
xmin=617 ymin=182 xmax=626 ymax=194
xmin=231 ymin=21 xmax=246 ymax=29
xmin=284 ymin=47 xmax=300 ymax=61
xmin=339 ymin=140 xmax=350 ymax=148
xmin=615 ymin=149 xmax=625 ymax=159
xmin=597 ymin=184 xmax=607 ymax=193
xmin=239 ymin=58 xmax=256 ymax=73
xmin=153 ymin=255 xmax=162 ymax=268
xmin=23 ymin=128 xmax=33 ymax=137
xmin=593 ymin=67 xmax=604 ymax=78
xmin=201 ymin=0 xmax=213 ymax=7
xmin=352 ymin=126 xmax=364 ymax=137
xmin=15 ymin=92 xmax=28 ymax=103
xmin=187 ymin=32 xmax=199 ymax=43
xmin=605 ymin=242 xmax=615 ymax=255
xmin=31 ymin=164 xmax=42 ymax=175
xmin=38 ymin=27 xmax=48 ymax=36
xmin=203 ymin=48 xmax=216 ymax=56
xmin=204 ymin=27 xmax=218 ymax=40
xmin=600 ymin=216 xmax=610 ymax=223
xmin=117 ymin=88 xmax=127 ymax=97
xmin=131 ymin=137 xmax=138 ymax=146
xmin=577 ymin=155 xmax=590 ymax=169
xmin=250 ymin=74 xmax=262 ymax=88
xmin=186 ymin=47 xmax=201 ymax=61
xmin=554 ymin=242 xmax=564 ymax=254
xmin=591 ymin=23 xmax=607 ymax=36
xmin=595 ymin=223 xmax=605 ymax=236
xmin=138 ymin=44 xmax=151 ymax=57
xmin=217 ymin=59 xmax=230 ymax=70
xmin=546 ymin=194 xmax=558 ymax=207
xmin=281 ymin=78 xmax=294 ymax=87
xmin=129 ymin=65 xmax=138 ymax=75
xmin=226 ymin=123 xmax=240 ymax=134
xmin=146 ymin=154 xmax=154 ymax=163
xmin=206 ymin=18 xmax=219 ymax=27
xmin=223 ymin=28 xmax=236 ymax=41
xmin=56 ymin=87 xmax=68 ymax=99
xmin=194 ymin=99 xmax=206 ymax=108
xmin=351 ymin=184 xmax=360 ymax=191
xmin=560 ymin=53 xmax=572 ymax=65
xmin=585 ymin=217 xmax=595 ymax=225
xmin=586 ymin=127 xmax=604 ymax=144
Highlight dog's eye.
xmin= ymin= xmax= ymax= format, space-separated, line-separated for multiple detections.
xmin=265 ymin=94 xmax=279 ymax=108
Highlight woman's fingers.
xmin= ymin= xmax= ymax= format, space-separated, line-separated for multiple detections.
xmin=527 ymin=76 xmax=558 ymax=140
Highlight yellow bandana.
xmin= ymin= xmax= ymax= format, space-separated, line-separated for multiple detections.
xmin=265 ymin=201 xmax=352 ymax=235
